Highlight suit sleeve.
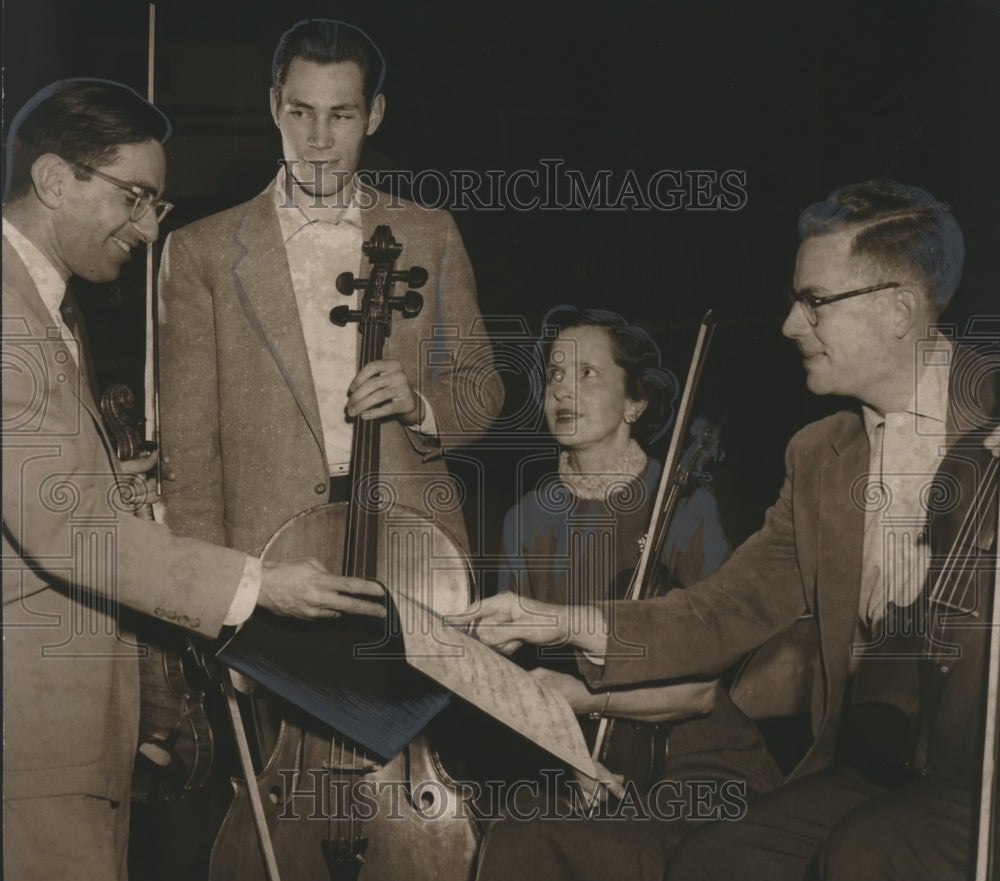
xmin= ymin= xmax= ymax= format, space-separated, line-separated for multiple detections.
xmin=1 ymin=315 xmax=245 ymax=636
xmin=408 ymin=212 xmax=504 ymax=452
xmin=582 ymin=441 xmax=808 ymax=687
xmin=157 ymin=231 xmax=227 ymax=545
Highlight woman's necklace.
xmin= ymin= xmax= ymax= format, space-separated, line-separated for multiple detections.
xmin=558 ymin=439 xmax=648 ymax=501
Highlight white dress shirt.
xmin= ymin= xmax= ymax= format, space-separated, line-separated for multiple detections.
xmin=274 ymin=170 xmax=437 ymax=476
xmin=858 ymin=333 xmax=952 ymax=627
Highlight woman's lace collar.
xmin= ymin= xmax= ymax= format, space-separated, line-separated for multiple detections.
xmin=557 ymin=440 xmax=648 ymax=501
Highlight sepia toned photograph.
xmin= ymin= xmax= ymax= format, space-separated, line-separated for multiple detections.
xmin=3 ymin=1 xmax=999 ymax=879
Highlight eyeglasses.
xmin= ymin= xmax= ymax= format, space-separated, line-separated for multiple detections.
xmin=784 ymin=281 xmax=900 ymax=326
xmin=75 ymin=162 xmax=174 ymax=223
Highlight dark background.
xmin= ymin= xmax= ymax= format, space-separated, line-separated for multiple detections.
xmin=5 ymin=0 xmax=999 ymax=553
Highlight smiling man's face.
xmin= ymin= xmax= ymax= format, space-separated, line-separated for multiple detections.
xmin=52 ymin=138 xmax=166 ymax=282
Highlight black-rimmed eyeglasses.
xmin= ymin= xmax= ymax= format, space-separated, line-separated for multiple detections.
xmin=784 ymin=281 xmax=900 ymax=326
xmin=75 ymin=162 xmax=174 ymax=223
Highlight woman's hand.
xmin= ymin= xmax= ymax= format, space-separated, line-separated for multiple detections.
xmin=529 ymin=667 xmax=606 ymax=714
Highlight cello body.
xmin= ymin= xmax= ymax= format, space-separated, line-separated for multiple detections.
xmin=210 ymin=225 xmax=480 ymax=881
xmin=209 ymin=502 xmax=479 ymax=881
xmin=842 ymin=441 xmax=998 ymax=788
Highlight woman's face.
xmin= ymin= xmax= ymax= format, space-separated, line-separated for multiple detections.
xmin=544 ymin=325 xmax=642 ymax=453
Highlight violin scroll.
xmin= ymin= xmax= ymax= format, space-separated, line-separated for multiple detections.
xmin=100 ymin=382 xmax=157 ymax=462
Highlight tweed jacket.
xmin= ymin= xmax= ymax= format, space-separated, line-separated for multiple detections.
xmin=2 ymin=236 xmax=247 ymax=804
xmin=584 ymin=344 xmax=998 ymax=779
xmin=157 ymin=183 xmax=503 ymax=560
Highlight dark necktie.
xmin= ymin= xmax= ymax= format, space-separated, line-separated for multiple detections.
xmin=59 ymin=286 xmax=100 ymax=401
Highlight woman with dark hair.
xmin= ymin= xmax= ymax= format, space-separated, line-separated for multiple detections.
xmin=474 ymin=307 xmax=781 ymax=881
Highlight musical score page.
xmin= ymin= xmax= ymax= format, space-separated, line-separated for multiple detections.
xmin=386 ymin=586 xmax=597 ymax=778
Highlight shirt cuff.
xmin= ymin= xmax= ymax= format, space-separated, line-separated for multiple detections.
xmin=406 ymin=392 xmax=438 ymax=437
xmin=223 ymin=556 xmax=262 ymax=626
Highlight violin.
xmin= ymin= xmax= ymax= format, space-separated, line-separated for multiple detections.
xmin=208 ymin=226 xmax=479 ymax=881
xmin=99 ymin=381 xmax=221 ymax=801
xmin=588 ymin=313 xmax=719 ymax=791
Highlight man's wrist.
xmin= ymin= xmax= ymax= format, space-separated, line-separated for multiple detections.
xmin=575 ymin=608 xmax=609 ymax=664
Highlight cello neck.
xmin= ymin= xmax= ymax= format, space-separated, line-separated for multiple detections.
xmin=345 ymin=321 xmax=387 ymax=582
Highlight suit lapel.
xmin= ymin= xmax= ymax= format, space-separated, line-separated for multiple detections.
xmin=231 ymin=186 xmax=325 ymax=452
xmin=2 ymin=235 xmax=118 ymax=466
xmin=815 ymin=416 xmax=869 ymax=723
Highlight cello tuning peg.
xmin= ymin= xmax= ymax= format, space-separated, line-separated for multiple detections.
xmin=392 ymin=290 xmax=423 ymax=318
xmin=393 ymin=266 xmax=428 ymax=288
xmin=330 ymin=305 xmax=358 ymax=326
xmin=336 ymin=272 xmax=362 ymax=296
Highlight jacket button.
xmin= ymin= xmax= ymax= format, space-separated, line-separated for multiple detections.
xmin=315 ymin=483 xmax=327 ymax=494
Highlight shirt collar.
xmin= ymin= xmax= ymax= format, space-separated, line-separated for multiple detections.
xmin=862 ymin=331 xmax=952 ymax=440
xmin=273 ymin=166 xmax=363 ymax=242
xmin=3 ymin=216 xmax=68 ymax=327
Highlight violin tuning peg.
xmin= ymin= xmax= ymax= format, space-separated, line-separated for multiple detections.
xmin=407 ymin=266 xmax=428 ymax=288
xmin=336 ymin=272 xmax=361 ymax=296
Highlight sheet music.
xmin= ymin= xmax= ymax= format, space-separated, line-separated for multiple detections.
xmin=386 ymin=586 xmax=597 ymax=778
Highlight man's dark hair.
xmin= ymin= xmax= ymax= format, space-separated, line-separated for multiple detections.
xmin=798 ymin=179 xmax=964 ymax=309
xmin=534 ymin=305 xmax=678 ymax=446
xmin=4 ymin=78 xmax=171 ymax=202
xmin=272 ymin=19 xmax=386 ymax=110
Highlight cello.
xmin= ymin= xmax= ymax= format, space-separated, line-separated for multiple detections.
xmin=208 ymin=226 xmax=480 ymax=881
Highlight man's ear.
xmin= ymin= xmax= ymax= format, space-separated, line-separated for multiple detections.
xmin=891 ymin=287 xmax=924 ymax=338
xmin=269 ymin=88 xmax=281 ymax=127
xmin=366 ymin=93 xmax=386 ymax=136
xmin=31 ymin=154 xmax=70 ymax=208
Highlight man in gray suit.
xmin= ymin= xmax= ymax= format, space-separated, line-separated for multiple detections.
xmin=157 ymin=19 xmax=503 ymax=560
xmin=460 ymin=180 xmax=998 ymax=881
xmin=1 ymin=78 xmax=386 ymax=881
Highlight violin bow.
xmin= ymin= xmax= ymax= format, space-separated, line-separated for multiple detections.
xmin=585 ymin=310 xmax=716 ymax=812
xmin=145 ymin=2 xmax=162 ymax=498
xmin=974 ymin=459 xmax=1000 ymax=881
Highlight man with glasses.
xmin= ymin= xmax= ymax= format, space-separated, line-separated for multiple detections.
xmin=2 ymin=78 xmax=386 ymax=881
xmin=460 ymin=179 xmax=999 ymax=880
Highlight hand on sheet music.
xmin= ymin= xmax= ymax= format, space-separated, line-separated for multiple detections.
xmin=449 ymin=592 xmax=609 ymax=659
xmin=528 ymin=667 xmax=605 ymax=714
xmin=346 ymin=359 xmax=423 ymax=426
xmin=258 ymin=559 xmax=387 ymax=620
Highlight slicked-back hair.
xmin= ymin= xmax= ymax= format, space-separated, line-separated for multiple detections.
xmin=272 ymin=19 xmax=386 ymax=110
xmin=534 ymin=305 xmax=678 ymax=446
xmin=798 ymin=179 xmax=964 ymax=309
xmin=4 ymin=78 xmax=171 ymax=202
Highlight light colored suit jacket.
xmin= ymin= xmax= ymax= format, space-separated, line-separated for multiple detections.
xmin=157 ymin=183 xmax=503 ymax=558
xmin=1 ymin=236 xmax=247 ymax=804
xmin=584 ymin=347 xmax=998 ymax=779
